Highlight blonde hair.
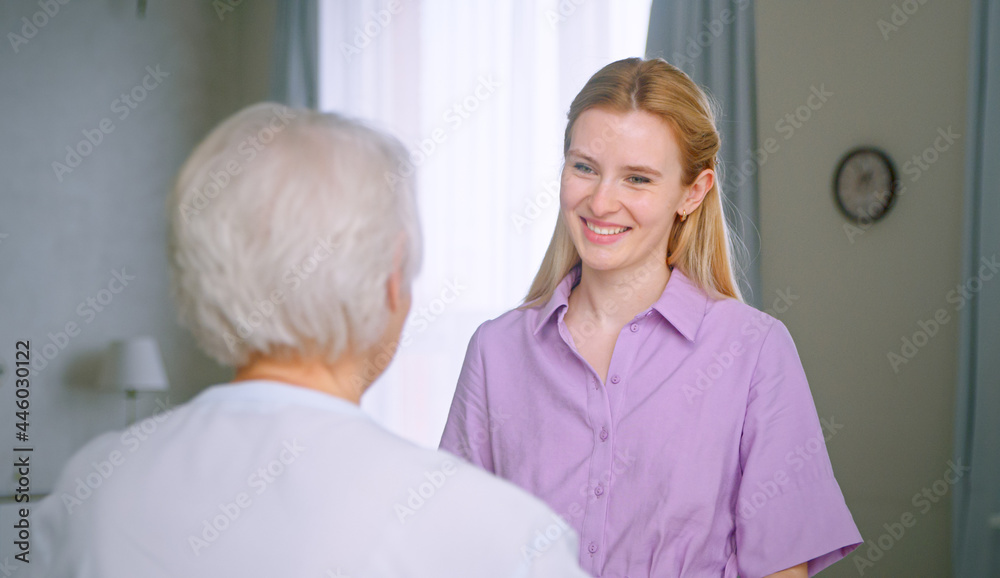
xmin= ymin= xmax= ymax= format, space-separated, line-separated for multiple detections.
xmin=522 ymin=57 xmax=745 ymax=308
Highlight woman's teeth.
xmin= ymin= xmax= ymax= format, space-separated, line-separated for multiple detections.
xmin=585 ymin=220 xmax=630 ymax=235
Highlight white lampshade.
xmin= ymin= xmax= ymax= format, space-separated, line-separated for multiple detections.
xmin=98 ymin=337 xmax=169 ymax=392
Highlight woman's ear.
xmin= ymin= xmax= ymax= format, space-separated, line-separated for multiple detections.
xmin=387 ymin=267 xmax=403 ymax=312
xmin=386 ymin=232 xmax=408 ymax=312
xmin=682 ymin=168 xmax=715 ymax=214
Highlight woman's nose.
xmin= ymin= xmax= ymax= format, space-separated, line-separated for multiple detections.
xmin=589 ymin=179 xmax=620 ymax=216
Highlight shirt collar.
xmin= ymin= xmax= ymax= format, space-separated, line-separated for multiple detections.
xmin=532 ymin=264 xmax=709 ymax=342
xmin=532 ymin=265 xmax=581 ymax=335
xmin=193 ymin=379 xmax=368 ymax=416
xmin=649 ymin=266 xmax=708 ymax=342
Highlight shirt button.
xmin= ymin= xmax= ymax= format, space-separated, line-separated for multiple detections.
xmin=594 ymin=485 xmax=604 ymax=496
xmin=610 ymin=374 xmax=620 ymax=384
xmin=588 ymin=542 xmax=598 ymax=554
xmin=630 ymin=323 xmax=639 ymax=332
xmin=600 ymin=427 xmax=608 ymax=441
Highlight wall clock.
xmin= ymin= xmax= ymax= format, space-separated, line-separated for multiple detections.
xmin=833 ymin=147 xmax=897 ymax=223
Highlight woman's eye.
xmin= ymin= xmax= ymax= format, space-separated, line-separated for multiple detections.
xmin=574 ymin=163 xmax=594 ymax=174
xmin=627 ymin=175 xmax=651 ymax=185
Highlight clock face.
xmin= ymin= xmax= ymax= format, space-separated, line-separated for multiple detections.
xmin=834 ymin=148 xmax=897 ymax=224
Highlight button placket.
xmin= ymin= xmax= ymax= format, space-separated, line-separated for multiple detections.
xmin=577 ymin=366 xmax=613 ymax=573
xmin=581 ymin=364 xmax=613 ymax=575
xmin=560 ymin=306 xmax=646 ymax=573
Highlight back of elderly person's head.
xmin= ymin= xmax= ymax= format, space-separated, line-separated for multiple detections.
xmin=168 ymin=103 xmax=421 ymax=368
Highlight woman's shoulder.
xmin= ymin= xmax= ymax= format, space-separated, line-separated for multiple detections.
xmin=696 ymin=293 xmax=798 ymax=354
xmin=705 ymin=297 xmax=777 ymax=321
xmin=470 ymin=303 xmax=549 ymax=348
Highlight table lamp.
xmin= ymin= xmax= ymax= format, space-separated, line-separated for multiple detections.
xmin=98 ymin=336 xmax=169 ymax=424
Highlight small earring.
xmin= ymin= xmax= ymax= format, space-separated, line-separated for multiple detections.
xmin=680 ymin=210 xmax=688 ymax=222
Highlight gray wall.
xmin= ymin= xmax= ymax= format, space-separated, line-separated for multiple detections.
xmin=755 ymin=1 xmax=970 ymax=575
xmin=0 ymin=0 xmax=276 ymax=497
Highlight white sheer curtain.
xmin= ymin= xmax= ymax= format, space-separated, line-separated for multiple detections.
xmin=318 ymin=0 xmax=652 ymax=448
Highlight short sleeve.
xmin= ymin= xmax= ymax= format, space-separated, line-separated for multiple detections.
xmin=735 ymin=319 xmax=862 ymax=578
xmin=439 ymin=325 xmax=496 ymax=473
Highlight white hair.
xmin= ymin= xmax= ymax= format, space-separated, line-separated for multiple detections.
xmin=168 ymin=102 xmax=422 ymax=368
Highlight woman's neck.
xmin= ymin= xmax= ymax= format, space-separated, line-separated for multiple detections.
xmin=232 ymin=354 xmax=368 ymax=405
xmin=568 ymin=257 xmax=671 ymax=331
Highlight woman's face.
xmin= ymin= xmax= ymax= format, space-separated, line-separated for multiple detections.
xmin=560 ymin=107 xmax=709 ymax=274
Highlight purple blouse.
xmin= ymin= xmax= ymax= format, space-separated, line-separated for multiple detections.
xmin=440 ymin=265 xmax=862 ymax=577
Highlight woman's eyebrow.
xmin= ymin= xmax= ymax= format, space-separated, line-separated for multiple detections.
xmin=567 ymin=149 xmax=599 ymax=166
xmin=622 ymin=164 xmax=662 ymax=178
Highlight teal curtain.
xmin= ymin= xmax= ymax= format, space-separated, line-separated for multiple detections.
xmin=645 ymin=0 xmax=761 ymax=309
xmin=953 ymin=0 xmax=1000 ymax=575
xmin=270 ymin=0 xmax=318 ymax=108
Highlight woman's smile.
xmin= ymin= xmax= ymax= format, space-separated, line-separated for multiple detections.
xmin=581 ymin=216 xmax=632 ymax=244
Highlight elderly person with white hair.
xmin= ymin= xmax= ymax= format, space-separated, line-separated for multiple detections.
xmin=27 ymin=103 xmax=589 ymax=578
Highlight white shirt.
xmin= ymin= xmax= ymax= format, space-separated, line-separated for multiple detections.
xmin=28 ymin=381 xmax=589 ymax=578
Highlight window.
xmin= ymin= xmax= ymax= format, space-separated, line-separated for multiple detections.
xmin=319 ymin=0 xmax=652 ymax=447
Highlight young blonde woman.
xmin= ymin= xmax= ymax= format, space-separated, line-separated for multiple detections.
xmin=440 ymin=58 xmax=862 ymax=578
